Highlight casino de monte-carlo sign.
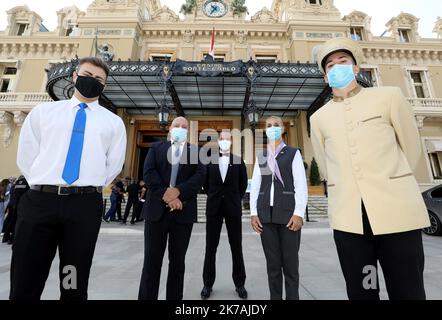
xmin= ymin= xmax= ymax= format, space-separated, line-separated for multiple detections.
xmin=174 ymin=59 xmax=243 ymax=77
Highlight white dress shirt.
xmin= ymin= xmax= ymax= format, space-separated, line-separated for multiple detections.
xmin=170 ymin=141 xmax=185 ymax=163
xmin=250 ymin=151 xmax=308 ymax=219
xmin=219 ymin=153 xmax=230 ymax=182
xmin=17 ymin=96 xmax=127 ymax=187
xmin=169 ymin=141 xmax=185 ymax=186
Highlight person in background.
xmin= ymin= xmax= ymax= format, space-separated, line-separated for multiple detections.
xmin=2 ymin=176 xmax=29 ymax=245
xmin=4 ymin=177 xmax=15 ymax=211
xmin=103 ymin=180 xmax=121 ymax=223
xmin=122 ymin=178 xmax=140 ymax=225
xmin=0 ymin=179 xmax=8 ymax=235
xmin=134 ymin=180 xmax=147 ymax=223
xmin=115 ymin=177 xmax=126 ymax=221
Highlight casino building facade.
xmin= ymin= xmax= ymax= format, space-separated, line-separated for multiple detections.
xmin=1 ymin=0 xmax=442 ymax=192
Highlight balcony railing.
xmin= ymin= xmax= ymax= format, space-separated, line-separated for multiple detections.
xmin=0 ymin=93 xmax=441 ymax=114
xmin=407 ymin=98 xmax=442 ymax=109
xmin=0 ymin=93 xmax=53 ymax=106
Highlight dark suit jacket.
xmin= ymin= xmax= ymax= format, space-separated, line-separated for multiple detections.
xmin=204 ymin=153 xmax=248 ymax=217
xmin=142 ymin=141 xmax=206 ymax=224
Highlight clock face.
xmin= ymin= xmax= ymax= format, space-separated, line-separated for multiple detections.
xmin=203 ymin=0 xmax=228 ymax=18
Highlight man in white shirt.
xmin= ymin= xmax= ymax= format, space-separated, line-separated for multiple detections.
xmin=201 ymin=131 xmax=248 ymax=300
xmin=250 ymin=116 xmax=308 ymax=300
xmin=11 ymin=57 xmax=127 ymax=300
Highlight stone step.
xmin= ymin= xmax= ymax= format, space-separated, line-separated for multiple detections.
xmin=103 ymin=195 xmax=329 ymax=218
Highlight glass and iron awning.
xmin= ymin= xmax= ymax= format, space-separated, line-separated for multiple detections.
xmin=46 ymin=59 xmax=372 ymax=117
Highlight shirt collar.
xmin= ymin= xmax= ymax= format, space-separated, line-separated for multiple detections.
xmin=69 ymin=95 xmax=99 ymax=111
xmin=332 ymin=85 xmax=362 ymax=102
xmin=170 ymin=140 xmax=186 ymax=148
xmin=268 ymin=142 xmax=286 ymax=156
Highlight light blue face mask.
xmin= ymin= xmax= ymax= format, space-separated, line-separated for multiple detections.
xmin=266 ymin=126 xmax=282 ymax=142
xmin=170 ymin=127 xmax=188 ymax=143
xmin=327 ymin=64 xmax=356 ymax=89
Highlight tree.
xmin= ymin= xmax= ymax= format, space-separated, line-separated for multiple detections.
xmin=232 ymin=0 xmax=248 ymax=16
xmin=180 ymin=0 xmax=197 ymax=15
xmin=309 ymin=157 xmax=321 ymax=186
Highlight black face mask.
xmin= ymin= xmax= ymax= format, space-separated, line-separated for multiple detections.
xmin=75 ymin=75 xmax=105 ymax=99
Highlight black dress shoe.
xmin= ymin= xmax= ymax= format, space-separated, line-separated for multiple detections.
xmin=236 ymin=286 xmax=248 ymax=299
xmin=200 ymin=286 xmax=212 ymax=299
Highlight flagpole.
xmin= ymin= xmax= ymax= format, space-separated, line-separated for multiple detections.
xmin=209 ymin=26 xmax=215 ymax=60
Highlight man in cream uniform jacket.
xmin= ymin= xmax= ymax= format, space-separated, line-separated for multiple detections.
xmin=310 ymin=37 xmax=430 ymax=300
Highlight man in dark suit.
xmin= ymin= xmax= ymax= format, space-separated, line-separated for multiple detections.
xmin=114 ymin=178 xmax=126 ymax=221
xmin=138 ymin=117 xmax=205 ymax=300
xmin=122 ymin=178 xmax=139 ymax=225
xmin=201 ymin=131 xmax=248 ymax=299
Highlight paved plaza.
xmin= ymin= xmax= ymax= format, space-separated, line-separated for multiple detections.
xmin=1 ymin=217 xmax=441 ymax=300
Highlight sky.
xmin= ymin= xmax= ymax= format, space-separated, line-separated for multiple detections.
xmin=0 ymin=0 xmax=440 ymax=38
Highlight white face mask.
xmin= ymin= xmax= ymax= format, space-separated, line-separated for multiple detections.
xmin=218 ymin=140 xmax=232 ymax=152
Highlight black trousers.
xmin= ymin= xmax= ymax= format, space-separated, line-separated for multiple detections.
xmin=260 ymin=219 xmax=301 ymax=300
xmin=116 ymin=197 xmax=123 ymax=221
xmin=134 ymin=201 xmax=144 ymax=221
xmin=333 ymin=204 xmax=426 ymax=300
xmin=203 ymin=208 xmax=246 ymax=289
xmin=123 ymin=197 xmax=139 ymax=223
xmin=9 ymin=190 xmax=103 ymax=300
xmin=138 ymin=212 xmax=193 ymax=300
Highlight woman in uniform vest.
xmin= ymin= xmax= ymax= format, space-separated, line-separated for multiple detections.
xmin=250 ymin=116 xmax=308 ymax=300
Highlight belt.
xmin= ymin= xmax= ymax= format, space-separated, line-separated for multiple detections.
xmin=31 ymin=185 xmax=103 ymax=195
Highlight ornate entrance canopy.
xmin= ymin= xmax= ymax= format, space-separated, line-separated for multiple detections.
xmin=46 ymin=58 xmax=372 ymax=117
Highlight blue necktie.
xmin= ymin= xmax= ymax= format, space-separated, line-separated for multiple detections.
xmin=62 ymin=103 xmax=88 ymax=185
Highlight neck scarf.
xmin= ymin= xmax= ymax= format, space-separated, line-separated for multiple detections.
xmin=267 ymin=142 xmax=286 ymax=187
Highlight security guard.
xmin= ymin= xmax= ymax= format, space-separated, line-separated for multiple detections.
xmin=310 ymin=37 xmax=430 ymax=300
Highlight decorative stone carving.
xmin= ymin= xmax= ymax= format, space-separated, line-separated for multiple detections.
xmin=90 ymin=0 xmax=140 ymax=7
xmin=87 ymin=0 xmax=143 ymax=18
xmin=97 ymin=43 xmax=115 ymax=62
xmin=152 ymin=6 xmax=180 ymax=22
xmin=281 ymin=0 xmax=341 ymax=21
xmin=415 ymin=116 xmax=426 ymax=130
xmin=434 ymin=17 xmax=442 ymax=39
xmin=0 ymin=111 xmax=15 ymax=147
xmin=342 ymin=10 xmax=373 ymax=40
xmin=56 ymin=6 xmax=85 ymax=37
xmin=13 ymin=111 xmax=27 ymax=126
xmin=236 ymin=30 xmax=247 ymax=44
xmin=251 ymin=7 xmax=278 ymax=24
xmin=183 ymin=30 xmax=194 ymax=44
xmin=5 ymin=6 xmax=43 ymax=36
xmin=386 ymin=12 xmax=420 ymax=42
xmin=343 ymin=10 xmax=368 ymax=24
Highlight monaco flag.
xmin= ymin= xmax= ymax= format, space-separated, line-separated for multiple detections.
xmin=209 ymin=27 xmax=215 ymax=58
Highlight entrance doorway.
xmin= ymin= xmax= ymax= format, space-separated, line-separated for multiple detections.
xmin=136 ymin=133 xmax=168 ymax=181
xmin=131 ymin=121 xmax=169 ymax=181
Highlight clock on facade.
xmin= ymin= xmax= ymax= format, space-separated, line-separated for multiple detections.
xmin=203 ymin=0 xmax=228 ymax=18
